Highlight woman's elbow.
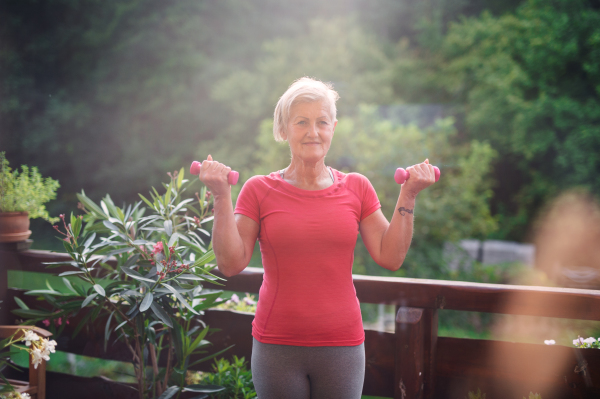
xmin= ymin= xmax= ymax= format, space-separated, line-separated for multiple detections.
xmin=216 ymin=258 xmax=248 ymax=278
xmin=377 ymin=257 xmax=405 ymax=272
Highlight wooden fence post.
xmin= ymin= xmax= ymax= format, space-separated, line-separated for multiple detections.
xmin=0 ymin=250 xmax=11 ymax=325
xmin=394 ymin=307 xmax=438 ymax=399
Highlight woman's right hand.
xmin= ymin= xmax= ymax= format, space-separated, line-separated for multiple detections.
xmin=198 ymin=155 xmax=232 ymax=197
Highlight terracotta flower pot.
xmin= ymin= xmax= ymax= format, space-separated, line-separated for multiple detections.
xmin=0 ymin=211 xmax=32 ymax=243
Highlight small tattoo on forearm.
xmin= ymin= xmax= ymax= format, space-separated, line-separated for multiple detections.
xmin=397 ymin=207 xmax=414 ymax=216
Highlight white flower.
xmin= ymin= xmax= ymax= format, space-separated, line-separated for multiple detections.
xmin=230 ymin=294 xmax=240 ymax=304
xmin=573 ymin=337 xmax=585 ymax=346
xmin=544 ymin=340 xmax=556 ymax=345
xmin=22 ymin=330 xmax=40 ymax=346
xmin=584 ymin=337 xmax=596 ymax=346
xmin=243 ymin=296 xmax=255 ymax=305
xmin=40 ymin=338 xmax=57 ymax=355
xmin=21 ymin=394 xmax=31 ymax=399
xmin=31 ymin=348 xmax=45 ymax=369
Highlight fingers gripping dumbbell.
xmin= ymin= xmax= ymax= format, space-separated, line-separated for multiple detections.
xmin=190 ymin=161 xmax=239 ymax=185
xmin=394 ymin=166 xmax=440 ymax=185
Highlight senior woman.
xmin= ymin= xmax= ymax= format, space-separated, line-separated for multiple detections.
xmin=198 ymin=77 xmax=436 ymax=399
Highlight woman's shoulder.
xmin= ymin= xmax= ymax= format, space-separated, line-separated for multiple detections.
xmin=334 ymin=169 xmax=372 ymax=187
xmin=241 ymin=173 xmax=281 ymax=190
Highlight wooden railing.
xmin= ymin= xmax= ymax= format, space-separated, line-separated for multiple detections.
xmin=2 ymin=248 xmax=600 ymax=399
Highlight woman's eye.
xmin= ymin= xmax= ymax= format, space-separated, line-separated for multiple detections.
xmin=319 ymin=121 xmax=328 ymax=125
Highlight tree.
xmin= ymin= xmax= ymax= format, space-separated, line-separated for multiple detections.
xmin=395 ymin=0 xmax=600 ymax=240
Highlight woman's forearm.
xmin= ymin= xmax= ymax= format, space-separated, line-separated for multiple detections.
xmin=378 ymin=190 xmax=416 ymax=271
xmin=211 ymin=193 xmax=248 ymax=277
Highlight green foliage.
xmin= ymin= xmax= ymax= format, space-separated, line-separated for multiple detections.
xmin=402 ymin=0 xmax=600 ymax=239
xmin=253 ymin=106 xmax=498 ymax=278
xmin=466 ymin=388 xmax=486 ymax=399
xmin=195 ymin=356 xmax=257 ymax=399
xmin=215 ymin=293 xmax=257 ymax=313
xmin=0 ymin=152 xmax=60 ymax=223
xmin=11 ymin=168 xmax=229 ymax=398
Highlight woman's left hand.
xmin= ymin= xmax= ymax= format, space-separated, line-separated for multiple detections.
xmin=402 ymin=159 xmax=436 ymax=198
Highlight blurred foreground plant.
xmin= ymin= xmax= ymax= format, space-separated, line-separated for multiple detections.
xmin=1 ymin=327 xmax=57 ymax=398
xmin=11 ymin=168 xmax=229 ymax=398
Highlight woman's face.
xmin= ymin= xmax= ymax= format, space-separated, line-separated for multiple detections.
xmin=283 ymin=100 xmax=337 ymax=165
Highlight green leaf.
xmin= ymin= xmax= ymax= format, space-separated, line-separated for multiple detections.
xmin=161 ymin=283 xmax=198 ymax=315
xmin=150 ymin=302 xmax=173 ymax=328
xmin=121 ymin=266 xmax=156 ymax=283
xmin=25 ymin=289 xmax=62 ymax=296
xmin=73 ymin=310 xmax=94 ymax=338
xmin=167 ymin=232 xmax=179 ymax=247
xmin=178 ymin=274 xmax=205 ymax=281
xmin=72 ymin=214 xmax=82 ymax=239
xmin=177 ymin=167 xmax=184 ymax=188
xmin=186 ymin=326 xmax=209 ymax=358
xmin=183 ymin=384 xmax=226 ymax=393
xmin=58 ymin=271 xmax=86 ymax=276
xmin=83 ymin=232 xmax=96 ymax=249
xmin=14 ymin=296 xmax=29 ymax=310
xmin=157 ymin=386 xmax=180 ymax=399
xmin=138 ymin=193 xmax=155 ymax=210
xmin=62 ymin=278 xmax=78 ymax=294
xmin=103 ymin=220 xmax=120 ymax=232
xmin=113 ymin=319 xmax=128 ymax=332
xmin=93 ymin=284 xmax=106 ymax=297
xmin=140 ymin=292 xmax=153 ymax=312
xmin=77 ymin=192 xmax=108 ymax=218
xmin=188 ymin=345 xmax=234 ymax=368
xmin=165 ymin=181 xmax=172 ymax=205
xmin=164 ymin=220 xmax=173 ymax=236
xmin=104 ymin=310 xmax=115 ymax=351
xmin=123 ymin=253 xmax=141 ymax=268
xmin=168 ymin=198 xmax=194 ymax=217
xmin=193 ymin=250 xmax=215 ymax=267
xmin=11 ymin=308 xmax=52 ymax=319
xmin=82 ymin=293 xmax=98 ymax=308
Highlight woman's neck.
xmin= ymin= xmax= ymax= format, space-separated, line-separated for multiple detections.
xmin=282 ymin=159 xmax=333 ymax=190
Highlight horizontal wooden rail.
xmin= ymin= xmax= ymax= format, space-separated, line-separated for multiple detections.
xmin=5 ymin=250 xmax=600 ymax=319
xmin=207 ymin=267 xmax=600 ymax=320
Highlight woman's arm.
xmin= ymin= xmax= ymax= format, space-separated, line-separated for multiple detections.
xmin=199 ymin=155 xmax=259 ymax=277
xmin=359 ymin=160 xmax=436 ymax=271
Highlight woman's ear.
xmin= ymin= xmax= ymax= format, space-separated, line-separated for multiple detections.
xmin=280 ymin=128 xmax=287 ymax=141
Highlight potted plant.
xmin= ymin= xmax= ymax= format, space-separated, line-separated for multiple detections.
xmin=0 ymin=152 xmax=60 ymax=243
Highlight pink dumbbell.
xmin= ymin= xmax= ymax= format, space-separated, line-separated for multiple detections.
xmin=394 ymin=166 xmax=440 ymax=185
xmin=190 ymin=161 xmax=239 ymax=185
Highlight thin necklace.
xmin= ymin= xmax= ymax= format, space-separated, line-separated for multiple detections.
xmin=280 ymin=167 xmax=334 ymax=183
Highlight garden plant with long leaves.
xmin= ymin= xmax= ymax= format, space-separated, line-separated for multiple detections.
xmin=12 ymin=169 xmax=229 ymax=399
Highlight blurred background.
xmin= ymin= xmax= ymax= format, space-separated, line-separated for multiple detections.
xmin=2 ymin=0 xmax=600 ymax=346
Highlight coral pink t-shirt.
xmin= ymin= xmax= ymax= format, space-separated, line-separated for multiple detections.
xmin=234 ymin=168 xmax=381 ymax=346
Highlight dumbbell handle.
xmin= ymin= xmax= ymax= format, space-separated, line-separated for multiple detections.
xmin=394 ymin=166 xmax=440 ymax=185
xmin=190 ymin=161 xmax=239 ymax=185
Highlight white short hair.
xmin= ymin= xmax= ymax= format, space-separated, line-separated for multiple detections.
xmin=273 ymin=77 xmax=340 ymax=142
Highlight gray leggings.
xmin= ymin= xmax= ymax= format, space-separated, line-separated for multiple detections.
xmin=251 ymin=338 xmax=365 ymax=399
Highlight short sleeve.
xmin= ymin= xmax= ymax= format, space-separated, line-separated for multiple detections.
xmin=234 ymin=176 xmax=261 ymax=224
xmin=359 ymin=175 xmax=381 ymax=221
